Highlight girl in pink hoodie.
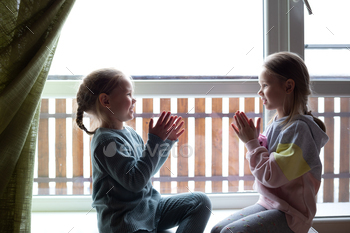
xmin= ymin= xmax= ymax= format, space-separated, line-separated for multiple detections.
xmin=211 ymin=52 xmax=328 ymax=233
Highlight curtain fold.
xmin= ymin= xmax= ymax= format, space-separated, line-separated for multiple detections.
xmin=0 ymin=0 xmax=76 ymax=232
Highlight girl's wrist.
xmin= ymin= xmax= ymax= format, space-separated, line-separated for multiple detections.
xmin=245 ymin=138 xmax=261 ymax=152
xmin=148 ymin=133 xmax=165 ymax=143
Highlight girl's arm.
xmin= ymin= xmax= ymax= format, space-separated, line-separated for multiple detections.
xmin=149 ymin=115 xmax=185 ymax=176
xmin=94 ymin=112 xmax=184 ymax=193
xmin=150 ymin=138 xmax=176 ymax=176
xmin=94 ymin=133 xmax=168 ymax=193
xmin=232 ymin=111 xmax=320 ymax=188
xmin=244 ymin=139 xmax=291 ymax=188
xmin=231 ymin=111 xmax=288 ymax=188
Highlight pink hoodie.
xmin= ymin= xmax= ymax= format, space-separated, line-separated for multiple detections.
xmin=245 ymin=115 xmax=328 ymax=233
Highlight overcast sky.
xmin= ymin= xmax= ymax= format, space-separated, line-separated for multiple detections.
xmin=49 ymin=0 xmax=350 ymax=77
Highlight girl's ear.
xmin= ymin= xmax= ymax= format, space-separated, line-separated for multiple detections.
xmin=285 ymin=79 xmax=295 ymax=94
xmin=99 ymin=93 xmax=110 ymax=107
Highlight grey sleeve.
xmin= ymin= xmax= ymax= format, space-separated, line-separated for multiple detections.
xmin=94 ymin=133 xmax=169 ymax=193
xmin=150 ymin=138 xmax=178 ymax=176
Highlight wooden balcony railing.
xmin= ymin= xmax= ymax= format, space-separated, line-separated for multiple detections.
xmin=34 ymin=97 xmax=350 ymax=203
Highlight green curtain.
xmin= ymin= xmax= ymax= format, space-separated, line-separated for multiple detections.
xmin=0 ymin=0 xmax=75 ymax=232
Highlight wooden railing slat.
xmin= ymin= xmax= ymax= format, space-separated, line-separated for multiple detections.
xmin=324 ymin=97 xmax=334 ymax=202
xmin=339 ymin=98 xmax=350 ymax=202
xmin=309 ymin=97 xmax=318 ymax=114
xmin=38 ymin=99 xmax=49 ymax=195
xmin=195 ymin=98 xmax=206 ymax=192
xmin=229 ymin=98 xmax=240 ymax=192
xmin=142 ymin=99 xmax=153 ymax=187
xmin=212 ymin=98 xmax=222 ymax=193
xmin=72 ymin=98 xmax=84 ymax=194
xmin=177 ymin=98 xmax=188 ymax=193
xmin=159 ymin=98 xmax=171 ymax=194
xmin=56 ymin=99 xmax=67 ymax=194
xmin=244 ymin=98 xmax=255 ymax=190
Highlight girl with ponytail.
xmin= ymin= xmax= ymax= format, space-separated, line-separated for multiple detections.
xmin=75 ymin=68 xmax=211 ymax=233
xmin=212 ymin=52 xmax=329 ymax=233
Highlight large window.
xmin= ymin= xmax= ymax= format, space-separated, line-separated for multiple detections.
xmin=33 ymin=0 xmax=350 ymax=216
xmin=35 ymin=0 xmax=265 ymax=197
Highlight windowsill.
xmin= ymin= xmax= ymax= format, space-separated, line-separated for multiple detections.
xmin=31 ymin=194 xmax=350 ymax=233
xmin=32 ymin=193 xmax=350 ymax=218
xmin=31 ymin=206 xmax=350 ymax=233
xmin=31 ymin=193 xmax=260 ymax=212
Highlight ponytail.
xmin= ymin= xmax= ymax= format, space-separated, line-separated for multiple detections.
xmin=75 ymin=68 xmax=126 ymax=135
xmin=306 ymin=110 xmax=326 ymax=133
xmin=76 ymin=106 xmax=95 ymax=135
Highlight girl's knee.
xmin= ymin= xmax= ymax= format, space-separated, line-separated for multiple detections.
xmin=210 ymin=225 xmax=224 ymax=233
xmin=219 ymin=227 xmax=235 ymax=233
xmin=211 ymin=225 xmax=236 ymax=233
xmin=193 ymin=192 xmax=211 ymax=209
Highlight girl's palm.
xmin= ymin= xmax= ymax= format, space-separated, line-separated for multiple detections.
xmin=167 ymin=117 xmax=185 ymax=141
xmin=148 ymin=112 xmax=185 ymax=141
xmin=231 ymin=111 xmax=261 ymax=143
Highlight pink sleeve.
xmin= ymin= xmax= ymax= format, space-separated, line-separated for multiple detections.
xmin=258 ymin=134 xmax=268 ymax=150
xmin=245 ymin=139 xmax=289 ymax=188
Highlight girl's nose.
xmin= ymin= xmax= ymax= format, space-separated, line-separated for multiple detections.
xmin=132 ymin=98 xmax=136 ymax=103
xmin=257 ymin=89 xmax=263 ymax=96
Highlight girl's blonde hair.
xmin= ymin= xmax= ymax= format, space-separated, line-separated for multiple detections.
xmin=264 ymin=52 xmax=326 ymax=132
xmin=75 ymin=68 xmax=127 ymax=135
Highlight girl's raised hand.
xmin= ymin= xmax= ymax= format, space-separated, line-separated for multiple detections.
xmin=167 ymin=116 xmax=185 ymax=141
xmin=148 ymin=111 xmax=179 ymax=141
xmin=231 ymin=111 xmax=261 ymax=143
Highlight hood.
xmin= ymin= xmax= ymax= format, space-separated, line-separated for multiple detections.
xmin=293 ymin=114 xmax=329 ymax=148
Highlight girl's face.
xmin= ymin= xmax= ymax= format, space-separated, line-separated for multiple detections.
xmin=108 ymin=76 xmax=136 ymax=127
xmin=258 ymin=68 xmax=288 ymax=119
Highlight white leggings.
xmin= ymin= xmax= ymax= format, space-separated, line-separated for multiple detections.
xmin=211 ymin=204 xmax=294 ymax=233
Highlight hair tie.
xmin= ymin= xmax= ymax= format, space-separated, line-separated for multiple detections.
xmin=306 ymin=110 xmax=314 ymax=117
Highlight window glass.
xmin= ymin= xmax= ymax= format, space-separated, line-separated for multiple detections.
xmin=304 ymin=0 xmax=350 ymax=76
xmin=49 ymin=0 xmax=263 ymax=77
